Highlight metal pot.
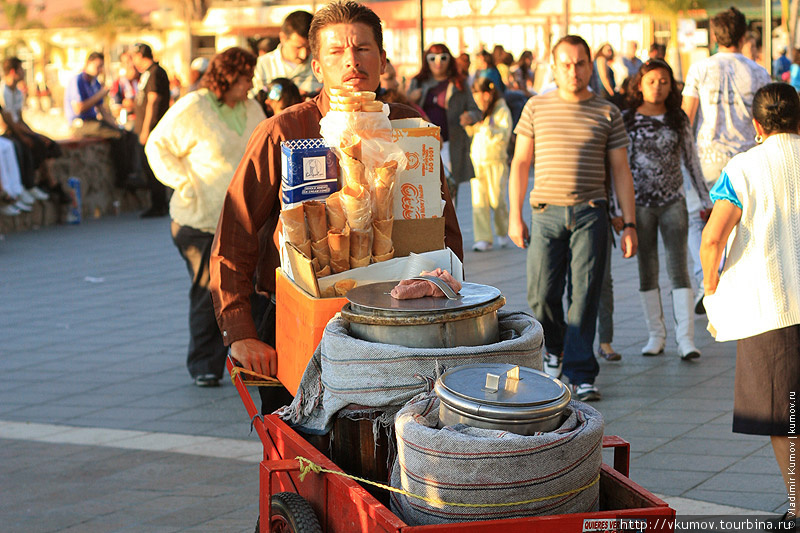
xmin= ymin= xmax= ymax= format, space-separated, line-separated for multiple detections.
xmin=341 ymin=281 xmax=505 ymax=348
xmin=434 ymin=363 xmax=571 ymax=435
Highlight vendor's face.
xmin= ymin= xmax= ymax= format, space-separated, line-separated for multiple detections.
xmin=312 ymin=22 xmax=386 ymax=93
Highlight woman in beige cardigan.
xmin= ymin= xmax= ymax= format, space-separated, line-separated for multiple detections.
xmin=145 ymin=47 xmax=265 ymax=387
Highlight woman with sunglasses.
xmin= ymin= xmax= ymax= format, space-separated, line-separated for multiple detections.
xmin=623 ymin=59 xmax=710 ymax=360
xmin=408 ymin=44 xmax=481 ymax=204
xmin=144 ymin=47 xmax=266 ymax=387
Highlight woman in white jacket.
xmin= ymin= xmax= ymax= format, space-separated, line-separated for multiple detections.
xmin=464 ymin=77 xmax=513 ymax=252
xmin=145 ymin=47 xmax=265 ymax=387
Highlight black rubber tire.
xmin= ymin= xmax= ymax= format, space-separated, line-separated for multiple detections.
xmin=268 ymin=492 xmax=322 ymax=533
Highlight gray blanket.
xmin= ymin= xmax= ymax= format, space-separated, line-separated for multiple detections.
xmin=276 ymin=310 xmax=543 ymax=434
xmin=390 ymin=394 xmax=603 ymax=524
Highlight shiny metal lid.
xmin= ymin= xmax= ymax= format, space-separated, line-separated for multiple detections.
xmin=345 ymin=281 xmax=502 ymax=315
xmin=434 ymin=363 xmax=571 ymax=423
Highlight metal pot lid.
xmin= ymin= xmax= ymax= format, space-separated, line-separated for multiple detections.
xmin=435 ymin=363 xmax=571 ymax=423
xmin=346 ymin=281 xmax=501 ymax=314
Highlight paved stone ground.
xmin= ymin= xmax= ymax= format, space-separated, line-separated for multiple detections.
xmin=0 ymin=181 xmax=791 ymax=532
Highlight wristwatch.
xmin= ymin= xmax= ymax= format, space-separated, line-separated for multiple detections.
xmin=622 ymin=222 xmax=637 ymax=230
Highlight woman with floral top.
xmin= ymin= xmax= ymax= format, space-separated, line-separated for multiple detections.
xmin=623 ymin=59 xmax=711 ymax=360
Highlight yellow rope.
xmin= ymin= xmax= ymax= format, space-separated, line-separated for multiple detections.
xmin=295 ymin=456 xmax=600 ymax=508
xmin=229 ymin=366 xmax=284 ymax=387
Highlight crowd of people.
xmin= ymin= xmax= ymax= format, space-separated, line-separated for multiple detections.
xmin=0 ymin=1 xmax=796 ymax=520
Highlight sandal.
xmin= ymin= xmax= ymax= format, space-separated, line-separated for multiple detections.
xmin=598 ymin=346 xmax=621 ymax=361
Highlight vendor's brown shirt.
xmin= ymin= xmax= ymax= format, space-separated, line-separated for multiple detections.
xmin=210 ymin=91 xmax=464 ymax=345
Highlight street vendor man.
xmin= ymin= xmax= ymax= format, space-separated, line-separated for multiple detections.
xmin=210 ymin=0 xmax=464 ymax=414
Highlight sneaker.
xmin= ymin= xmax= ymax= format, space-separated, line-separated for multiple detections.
xmin=497 ymin=235 xmax=512 ymax=248
xmin=572 ymin=383 xmax=602 ymax=401
xmin=27 ymin=186 xmax=50 ymax=201
xmin=543 ymin=351 xmax=563 ymax=379
xmin=472 ymin=240 xmax=493 ymax=252
xmin=17 ymin=189 xmax=35 ymax=205
xmin=194 ymin=374 xmax=221 ymax=387
xmin=1 ymin=204 xmax=21 ymax=216
xmin=14 ymin=200 xmax=32 ymax=212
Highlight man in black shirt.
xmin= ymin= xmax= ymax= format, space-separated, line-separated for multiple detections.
xmin=131 ymin=43 xmax=171 ymax=218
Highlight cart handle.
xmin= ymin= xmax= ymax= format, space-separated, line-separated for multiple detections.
xmin=602 ymin=435 xmax=630 ymax=477
xmin=226 ymin=356 xmax=272 ymax=446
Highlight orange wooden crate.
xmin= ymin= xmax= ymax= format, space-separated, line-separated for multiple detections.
xmin=275 ymin=269 xmax=347 ymax=395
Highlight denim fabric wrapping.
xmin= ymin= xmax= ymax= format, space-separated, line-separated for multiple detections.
xmin=390 ymin=395 xmax=603 ymax=525
xmin=276 ymin=310 xmax=543 ymax=434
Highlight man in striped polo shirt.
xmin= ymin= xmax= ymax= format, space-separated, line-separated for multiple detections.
xmin=508 ymin=35 xmax=638 ymax=401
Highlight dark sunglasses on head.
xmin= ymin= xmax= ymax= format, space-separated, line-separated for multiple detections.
xmin=427 ymin=53 xmax=450 ymax=63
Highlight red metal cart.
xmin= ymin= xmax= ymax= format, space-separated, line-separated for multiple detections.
xmin=228 ymin=358 xmax=676 ymax=533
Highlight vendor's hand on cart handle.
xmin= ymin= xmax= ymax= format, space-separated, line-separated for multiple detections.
xmin=230 ymin=338 xmax=277 ymax=377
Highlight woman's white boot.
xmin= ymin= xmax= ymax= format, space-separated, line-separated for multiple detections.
xmin=639 ymin=289 xmax=666 ymax=355
xmin=672 ymin=288 xmax=701 ymax=360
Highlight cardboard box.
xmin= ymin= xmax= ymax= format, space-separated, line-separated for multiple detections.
xmin=391 ymin=118 xmax=442 ymax=219
xmin=281 ymin=139 xmax=340 ymax=208
xmin=279 ymin=119 xmax=447 ymax=294
xmin=283 ymin=222 xmax=451 ymax=298
xmin=274 ymin=248 xmax=463 ymax=393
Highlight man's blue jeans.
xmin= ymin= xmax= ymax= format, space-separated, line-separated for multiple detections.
xmin=526 ymin=201 xmax=609 ymax=385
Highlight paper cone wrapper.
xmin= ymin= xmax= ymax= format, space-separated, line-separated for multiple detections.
xmin=320 ymin=285 xmax=337 ymax=298
xmin=341 ymin=155 xmax=368 ymax=190
xmin=341 ymin=139 xmax=362 ymax=161
xmin=372 ymin=161 xmax=397 ymax=221
xmin=311 ymin=235 xmax=331 ymax=269
xmin=304 ymin=200 xmax=328 ymax=242
xmin=373 ymin=249 xmax=395 ymax=262
xmin=317 ymin=265 xmax=332 ymax=278
xmin=372 ymin=217 xmax=393 ymax=257
xmin=334 ymin=279 xmax=357 ymax=296
xmin=341 ymin=184 xmax=372 ymax=231
xmin=280 ymin=204 xmax=308 ymax=244
xmin=326 ymin=191 xmax=347 ymax=231
xmin=328 ymin=228 xmax=350 ymax=274
xmin=295 ymin=239 xmax=312 ymax=259
xmin=349 ymin=228 xmax=372 ymax=267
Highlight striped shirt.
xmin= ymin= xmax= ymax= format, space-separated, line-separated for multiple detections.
xmin=514 ymin=91 xmax=628 ymax=206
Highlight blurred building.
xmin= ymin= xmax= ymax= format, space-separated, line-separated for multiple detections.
xmin=0 ymin=0 xmax=780 ymax=110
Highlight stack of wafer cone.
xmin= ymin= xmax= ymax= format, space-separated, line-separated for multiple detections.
xmin=340 ymin=154 xmax=367 ymax=190
xmin=304 ymin=200 xmax=331 ymax=276
xmin=328 ymin=227 xmax=350 ymax=273
xmin=341 ymin=184 xmax=372 ymax=231
xmin=373 ymin=160 xmax=397 ymax=220
xmin=340 ymin=182 xmax=373 ymax=266
xmin=280 ymin=204 xmax=312 ymax=259
xmin=328 ymin=87 xmax=383 ymax=113
xmin=326 ymin=191 xmax=347 ymax=231
xmin=349 ymin=228 xmax=372 ymax=268
xmin=370 ymin=160 xmax=397 ymax=261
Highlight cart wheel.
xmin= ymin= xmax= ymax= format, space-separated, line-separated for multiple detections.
xmin=268 ymin=492 xmax=321 ymax=533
